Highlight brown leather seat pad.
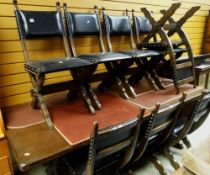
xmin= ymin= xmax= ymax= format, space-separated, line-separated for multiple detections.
xmin=128 ymin=84 xmax=203 ymax=110
xmin=7 ymin=122 xmax=71 ymax=171
xmin=4 ymin=103 xmax=44 ymax=129
xmin=5 ymin=92 xmax=150 ymax=143
xmin=6 ymin=92 xmax=150 ymax=171
xmin=50 ymin=93 xmax=149 ymax=145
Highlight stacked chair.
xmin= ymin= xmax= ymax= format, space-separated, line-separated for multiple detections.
xmin=137 ymin=6 xmax=200 ymax=94
xmin=12 ymin=0 xmax=210 ymax=175
xmin=130 ymin=4 xmax=181 ymax=90
xmin=14 ymin=1 xmax=96 ymax=128
xmin=101 ymin=7 xmax=164 ymax=94
xmin=63 ymin=4 xmax=135 ymax=100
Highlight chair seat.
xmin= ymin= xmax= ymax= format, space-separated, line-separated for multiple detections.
xmin=173 ymin=47 xmax=187 ymax=53
xmin=195 ymin=62 xmax=210 ymax=72
xmin=176 ymin=57 xmax=190 ymax=64
xmin=119 ymin=49 xmax=161 ymax=58
xmin=78 ymin=52 xmax=132 ymax=63
xmin=24 ymin=57 xmax=93 ymax=75
xmin=137 ymin=41 xmax=184 ymax=51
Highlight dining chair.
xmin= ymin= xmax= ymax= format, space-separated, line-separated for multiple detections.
xmin=13 ymin=0 xmax=94 ymax=128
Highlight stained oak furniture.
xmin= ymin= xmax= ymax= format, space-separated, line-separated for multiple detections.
xmin=131 ymin=3 xmax=181 ymax=90
xmin=181 ymin=90 xmax=210 ymax=148
xmin=127 ymin=84 xmax=203 ymax=174
xmin=61 ymin=110 xmax=144 ymax=175
xmin=132 ymin=96 xmax=185 ymax=175
xmin=4 ymin=83 xmax=202 ymax=173
xmin=63 ymin=4 xmax=134 ymax=100
xmin=161 ymin=6 xmax=200 ymax=91
xmin=163 ymin=89 xmax=204 ymax=170
xmin=0 ymin=110 xmax=13 ymax=175
xmin=4 ymin=92 xmax=150 ymax=172
xmin=14 ymin=1 xmax=95 ymax=128
xmin=101 ymin=8 xmax=163 ymax=96
xmin=203 ymin=10 xmax=210 ymax=53
xmin=194 ymin=54 xmax=210 ymax=89
xmin=139 ymin=6 xmax=200 ymax=93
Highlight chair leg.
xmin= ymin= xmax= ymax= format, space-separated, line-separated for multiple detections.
xmin=150 ymin=70 xmax=165 ymax=90
xmin=37 ymin=94 xmax=54 ymax=129
xmin=31 ymin=96 xmax=39 ymax=109
xmin=86 ymin=85 xmax=102 ymax=110
xmin=30 ymin=74 xmax=54 ymax=129
xmin=80 ymin=86 xmax=96 ymax=114
xmin=122 ymin=79 xmax=137 ymax=98
xmin=182 ymin=136 xmax=191 ymax=148
xmin=116 ymin=77 xmax=129 ymax=99
xmin=144 ymin=72 xmax=159 ymax=91
xmin=173 ymin=142 xmax=184 ymax=150
xmin=30 ymin=74 xmax=45 ymax=109
xmin=150 ymin=154 xmax=169 ymax=175
xmin=163 ymin=147 xmax=180 ymax=170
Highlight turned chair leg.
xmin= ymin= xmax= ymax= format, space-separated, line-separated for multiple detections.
xmin=145 ymin=72 xmax=159 ymax=91
xmin=173 ymin=142 xmax=184 ymax=150
xmin=150 ymin=154 xmax=169 ymax=175
xmin=163 ymin=147 xmax=180 ymax=170
xmin=122 ymin=79 xmax=137 ymax=98
xmin=182 ymin=136 xmax=191 ymax=148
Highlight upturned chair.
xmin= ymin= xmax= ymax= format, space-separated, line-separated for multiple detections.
xmin=130 ymin=3 xmax=181 ymax=91
xmin=56 ymin=109 xmax=145 ymax=175
xmin=63 ymin=4 xmax=135 ymax=100
xmin=102 ymin=7 xmax=163 ymax=95
xmin=132 ymin=95 xmax=185 ymax=175
xmin=160 ymin=6 xmax=201 ymax=91
xmin=136 ymin=5 xmax=200 ymax=94
xmin=13 ymin=1 xmax=95 ymax=128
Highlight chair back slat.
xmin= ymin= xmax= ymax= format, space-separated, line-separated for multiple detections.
xmin=96 ymin=118 xmax=138 ymax=151
xmin=152 ymin=99 xmax=182 ymax=134
xmin=104 ymin=15 xmax=131 ymax=35
xmin=133 ymin=16 xmax=152 ymax=35
xmin=15 ymin=10 xmax=64 ymax=39
xmin=85 ymin=109 xmax=145 ymax=174
xmin=65 ymin=12 xmax=100 ymax=36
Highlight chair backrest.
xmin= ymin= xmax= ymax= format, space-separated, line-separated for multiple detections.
xmin=133 ymin=16 xmax=152 ymax=35
xmin=65 ymin=12 xmax=100 ymax=36
xmin=104 ymin=14 xmax=131 ymax=36
xmin=64 ymin=4 xmax=105 ymax=56
xmin=14 ymin=1 xmax=69 ymax=63
xmin=188 ymin=90 xmax=210 ymax=134
xmin=151 ymin=97 xmax=183 ymax=136
xmin=102 ymin=8 xmax=135 ymax=52
xmin=133 ymin=96 xmax=184 ymax=161
xmin=162 ymin=90 xmax=204 ymax=148
xmin=15 ymin=10 xmax=64 ymax=39
xmin=85 ymin=109 xmax=145 ymax=174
